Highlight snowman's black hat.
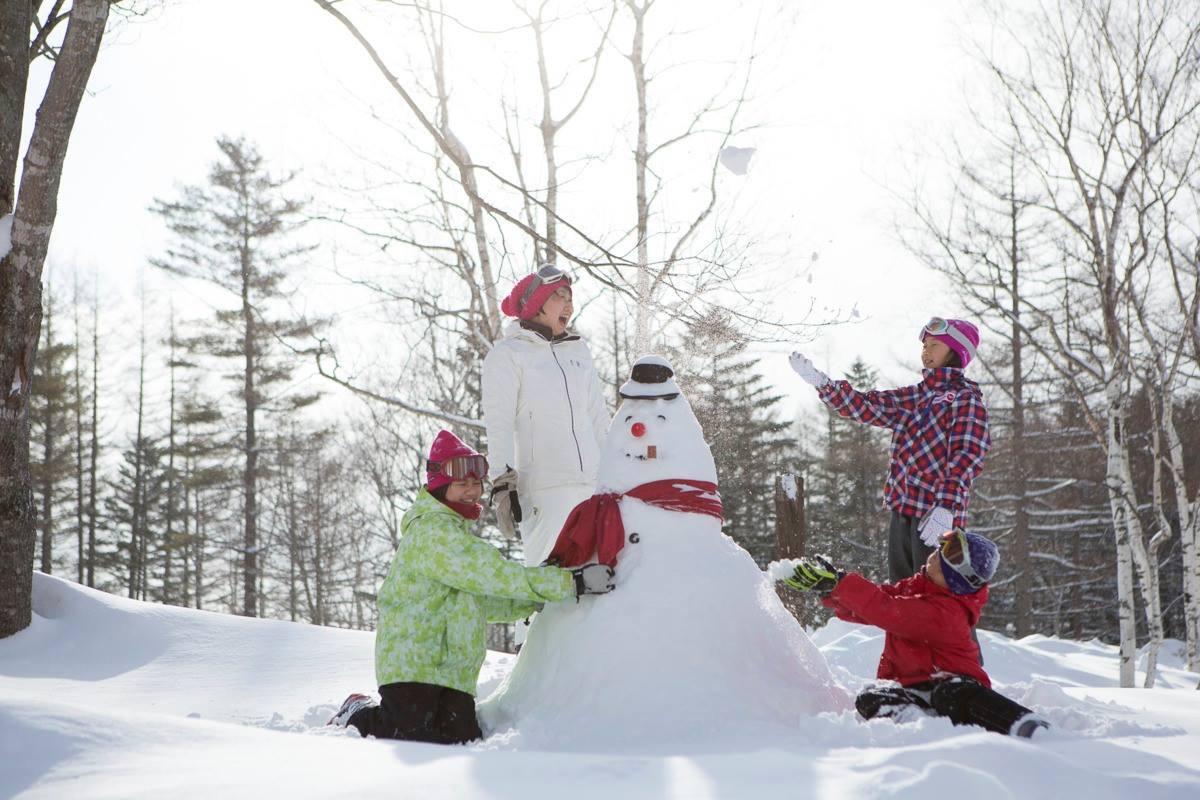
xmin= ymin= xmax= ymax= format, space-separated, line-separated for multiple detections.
xmin=619 ymin=355 xmax=682 ymax=400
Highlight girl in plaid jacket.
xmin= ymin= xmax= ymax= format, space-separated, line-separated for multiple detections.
xmin=790 ymin=318 xmax=990 ymax=582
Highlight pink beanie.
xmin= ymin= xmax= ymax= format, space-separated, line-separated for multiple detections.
xmin=500 ymin=272 xmax=572 ymax=321
xmin=923 ymin=318 xmax=980 ymax=368
xmin=426 ymin=430 xmax=484 ymax=492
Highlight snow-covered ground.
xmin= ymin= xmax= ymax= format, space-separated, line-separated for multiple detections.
xmin=2 ymin=574 xmax=1198 ymax=799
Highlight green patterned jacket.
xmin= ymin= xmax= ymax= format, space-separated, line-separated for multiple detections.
xmin=375 ymin=488 xmax=576 ymax=695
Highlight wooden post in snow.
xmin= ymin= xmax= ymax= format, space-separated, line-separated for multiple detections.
xmin=774 ymin=473 xmax=806 ymax=625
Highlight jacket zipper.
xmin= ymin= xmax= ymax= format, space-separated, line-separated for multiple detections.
xmin=550 ymin=344 xmax=585 ymax=471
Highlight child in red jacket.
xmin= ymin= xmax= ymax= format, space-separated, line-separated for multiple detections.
xmin=781 ymin=530 xmax=1048 ymax=738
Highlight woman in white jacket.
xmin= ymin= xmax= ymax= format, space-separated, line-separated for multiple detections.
xmin=482 ymin=264 xmax=611 ymax=567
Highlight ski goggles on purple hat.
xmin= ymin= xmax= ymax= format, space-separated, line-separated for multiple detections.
xmin=920 ymin=317 xmax=977 ymax=362
xmin=938 ymin=529 xmax=987 ymax=591
xmin=518 ymin=263 xmax=571 ymax=312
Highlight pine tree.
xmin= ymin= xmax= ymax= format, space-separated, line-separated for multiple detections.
xmin=151 ymin=137 xmax=320 ymax=617
xmin=29 ymin=277 xmax=78 ymax=576
xmin=806 ymin=358 xmax=891 ymax=581
xmin=175 ymin=384 xmax=233 ymax=611
xmin=668 ymin=312 xmax=796 ymax=565
xmin=104 ymin=435 xmax=167 ymax=601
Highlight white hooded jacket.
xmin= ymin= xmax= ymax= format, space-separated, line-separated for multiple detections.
xmin=482 ymin=321 xmax=610 ymax=496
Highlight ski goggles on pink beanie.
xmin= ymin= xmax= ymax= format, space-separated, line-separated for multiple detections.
xmin=425 ymin=430 xmax=488 ymax=492
xmin=501 ymin=264 xmax=573 ymax=320
xmin=920 ymin=317 xmax=979 ymax=368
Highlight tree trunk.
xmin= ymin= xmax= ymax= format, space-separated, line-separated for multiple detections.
xmin=314 ymin=465 xmax=325 ymax=627
xmin=1103 ymin=385 xmax=1138 ymax=688
xmin=86 ymin=289 xmax=99 ymax=588
xmin=629 ymin=1 xmax=651 ymax=355
xmin=39 ymin=293 xmax=55 ymax=575
xmin=163 ymin=315 xmax=178 ymax=605
xmin=0 ymin=0 xmax=30 ymax=216
xmin=1008 ymin=167 xmax=1032 ymax=638
xmin=129 ymin=309 xmax=147 ymax=599
xmin=0 ymin=0 xmax=109 ymax=638
xmin=241 ymin=245 xmax=259 ymax=618
xmin=194 ymin=487 xmax=205 ymax=611
xmin=72 ymin=275 xmax=85 ymax=584
xmin=1158 ymin=384 xmax=1199 ymax=672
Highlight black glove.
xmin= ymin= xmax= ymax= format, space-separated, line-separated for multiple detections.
xmin=572 ymin=564 xmax=616 ymax=597
xmin=782 ymin=555 xmax=844 ymax=594
xmin=489 ymin=468 xmax=522 ymax=539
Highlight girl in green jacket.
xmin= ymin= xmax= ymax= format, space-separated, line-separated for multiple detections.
xmin=329 ymin=429 xmax=615 ymax=744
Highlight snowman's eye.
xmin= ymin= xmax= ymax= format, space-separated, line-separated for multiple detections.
xmin=656 ymin=415 xmax=666 ymax=421
xmin=624 ymin=415 xmax=633 ymax=422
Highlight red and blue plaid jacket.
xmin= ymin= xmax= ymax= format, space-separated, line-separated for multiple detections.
xmin=817 ymin=368 xmax=990 ymax=529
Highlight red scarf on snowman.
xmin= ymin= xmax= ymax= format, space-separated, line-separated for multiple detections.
xmin=545 ymin=479 xmax=723 ymax=568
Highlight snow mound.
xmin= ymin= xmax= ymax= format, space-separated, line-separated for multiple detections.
xmin=3 ymin=573 xmax=377 ymax=723
xmin=2 ymin=574 xmax=1200 ymax=798
xmin=480 ymin=502 xmax=848 ymax=752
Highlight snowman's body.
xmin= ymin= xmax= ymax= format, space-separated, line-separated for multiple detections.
xmin=479 ymin=359 xmax=847 ymax=751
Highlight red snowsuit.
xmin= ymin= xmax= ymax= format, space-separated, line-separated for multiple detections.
xmin=822 ymin=571 xmax=990 ymax=688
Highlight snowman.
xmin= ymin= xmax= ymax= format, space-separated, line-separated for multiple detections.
xmin=478 ymin=355 xmax=847 ymax=751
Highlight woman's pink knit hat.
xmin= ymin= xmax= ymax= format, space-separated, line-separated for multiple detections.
xmin=500 ymin=269 xmax=573 ymax=321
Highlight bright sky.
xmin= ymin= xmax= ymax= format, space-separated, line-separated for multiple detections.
xmin=24 ymin=0 xmax=983 ymax=423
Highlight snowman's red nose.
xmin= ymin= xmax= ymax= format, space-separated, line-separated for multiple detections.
xmin=631 ymin=422 xmax=646 ymax=438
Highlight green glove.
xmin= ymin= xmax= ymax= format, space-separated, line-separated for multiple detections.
xmin=782 ymin=555 xmax=843 ymax=594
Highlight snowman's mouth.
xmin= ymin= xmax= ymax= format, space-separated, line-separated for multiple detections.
xmin=624 ymin=444 xmax=658 ymax=460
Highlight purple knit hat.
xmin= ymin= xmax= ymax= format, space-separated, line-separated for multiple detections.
xmin=920 ymin=318 xmax=980 ymax=368
xmin=939 ymin=531 xmax=1000 ymax=595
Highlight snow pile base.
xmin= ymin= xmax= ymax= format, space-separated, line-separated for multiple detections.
xmin=3 ymin=575 xmax=1200 ymax=798
xmin=480 ymin=502 xmax=847 ymax=752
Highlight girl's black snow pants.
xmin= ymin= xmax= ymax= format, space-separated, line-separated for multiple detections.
xmin=348 ymin=681 xmax=482 ymax=744
xmin=855 ymin=677 xmax=1044 ymax=737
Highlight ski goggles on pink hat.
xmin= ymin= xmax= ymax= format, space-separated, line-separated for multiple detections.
xmin=426 ymin=454 xmax=489 ymax=480
xmin=939 ymin=529 xmax=987 ymax=591
xmin=920 ymin=317 xmax=977 ymax=362
xmin=518 ymin=263 xmax=571 ymax=312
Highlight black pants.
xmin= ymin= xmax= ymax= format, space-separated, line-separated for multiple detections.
xmin=348 ymin=682 xmax=482 ymax=744
xmin=856 ymin=678 xmax=1038 ymax=736
xmin=887 ymin=510 xmax=933 ymax=582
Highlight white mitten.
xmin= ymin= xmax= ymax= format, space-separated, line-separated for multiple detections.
xmin=919 ymin=506 xmax=956 ymax=547
xmin=490 ymin=469 xmax=521 ymax=539
xmin=789 ymin=351 xmax=830 ymax=387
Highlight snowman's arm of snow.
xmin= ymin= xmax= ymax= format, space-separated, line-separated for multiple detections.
xmin=823 ymin=574 xmax=970 ymax=645
xmin=817 ymin=380 xmax=920 ymax=432
xmin=481 ymin=344 xmax=519 ymax=480
xmin=480 ymin=595 xmax=541 ymax=623
xmin=933 ymin=392 xmax=990 ymax=515
xmin=410 ymin=527 xmax=575 ymax=604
